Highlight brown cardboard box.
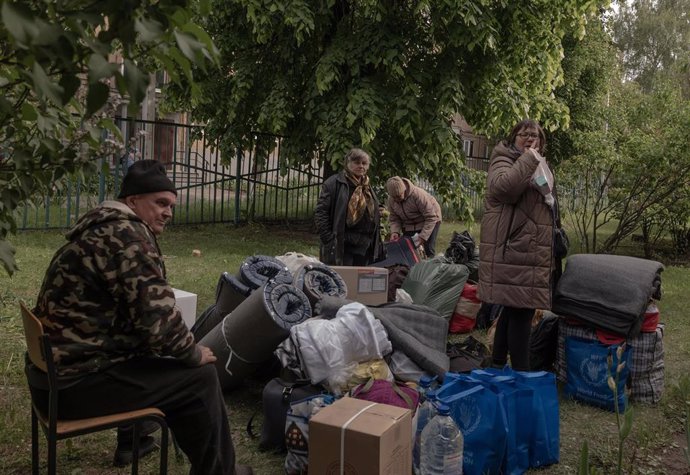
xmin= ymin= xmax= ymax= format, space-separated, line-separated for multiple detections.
xmin=331 ymin=266 xmax=388 ymax=306
xmin=308 ymin=396 xmax=412 ymax=475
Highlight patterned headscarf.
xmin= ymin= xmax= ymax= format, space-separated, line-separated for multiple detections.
xmin=345 ymin=170 xmax=376 ymax=227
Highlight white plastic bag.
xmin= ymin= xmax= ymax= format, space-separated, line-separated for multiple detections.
xmin=530 ymin=149 xmax=555 ymax=207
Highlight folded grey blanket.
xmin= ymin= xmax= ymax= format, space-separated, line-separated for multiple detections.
xmin=316 ymin=297 xmax=450 ymax=380
xmin=552 ymin=254 xmax=663 ymax=337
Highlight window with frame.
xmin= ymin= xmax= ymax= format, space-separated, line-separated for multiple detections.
xmin=463 ymin=139 xmax=473 ymax=157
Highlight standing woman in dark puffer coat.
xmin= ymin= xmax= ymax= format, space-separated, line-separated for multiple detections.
xmin=478 ymin=119 xmax=561 ymax=371
xmin=314 ymin=148 xmax=383 ymax=266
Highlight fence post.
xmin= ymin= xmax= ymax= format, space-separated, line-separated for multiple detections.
xmin=234 ymin=148 xmax=242 ymax=225
xmin=97 ymin=127 xmax=110 ymax=203
xmin=98 ymin=155 xmax=106 ymax=204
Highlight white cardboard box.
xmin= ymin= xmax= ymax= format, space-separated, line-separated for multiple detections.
xmin=173 ymin=288 xmax=198 ymax=329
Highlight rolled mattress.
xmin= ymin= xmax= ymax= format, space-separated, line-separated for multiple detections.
xmin=295 ymin=264 xmax=348 ymax=310
xmin=199 ymin=278 xmax=312 ymax=389
xmin=238 ymin=255 xmax=293 ymax=289
xmin=192 ymin=272 xmax=252 ymax=341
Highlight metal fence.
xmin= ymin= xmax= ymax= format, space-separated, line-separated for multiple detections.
xmin=15 ymin=118 xmax=488 ymax=230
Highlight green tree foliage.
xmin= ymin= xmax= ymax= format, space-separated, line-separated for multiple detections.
xmin=550 ymin=17 xmax=623 ymax=252
xmin=556 ymin=69 xmax=690 ymax=254
xmin=611 ymin=0 xmax=690 ymax=257
xmin=0 ymin=0 xmax=218 ymax=275
xmin=552 ymin=8 xmax=690 ymax=257
xmin=612 ymin=0 xmax=690 ymax=94
xmin=175 ymin=0 xmax=603 ymax=218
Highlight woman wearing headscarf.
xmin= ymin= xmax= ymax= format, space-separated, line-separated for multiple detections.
xmin=478 ymin=119 xmax=563 ymax=371
xmin=314 ymin=148 xmax=383 ymax=266
xmin=385 ymin=176 xmax=442 ymax=257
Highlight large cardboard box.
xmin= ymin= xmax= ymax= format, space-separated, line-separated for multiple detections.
xmin=308 ymin=397 xmax=412 ymax=475
xmin=173 ymin=288 xmax=198 ymax=329
xmin=331 ymin=266 xmax=388 ymax=306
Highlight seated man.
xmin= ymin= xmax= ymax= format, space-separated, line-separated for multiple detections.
xmin=385 ymin=176 xmax=443 ymax=257
xmin=25 ymin=160 xmax=251 ymax=475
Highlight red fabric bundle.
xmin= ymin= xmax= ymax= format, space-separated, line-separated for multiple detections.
xmin=449 ymin=283 xmax=481 ymax=333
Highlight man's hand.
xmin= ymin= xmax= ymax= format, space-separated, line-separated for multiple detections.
xmin=198 ymin=345 xmax=217 ymax=365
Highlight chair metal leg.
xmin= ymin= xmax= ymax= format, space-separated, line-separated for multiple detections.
xmin=159 ymin=420 xmax=169 ymax=475
xmin=31 ymin=410 xmax=39 ymax=475
xmin=131 ymin=423 xmax=140 ymax=475
xmin=47 ymin=428 xmax=57 ymax=475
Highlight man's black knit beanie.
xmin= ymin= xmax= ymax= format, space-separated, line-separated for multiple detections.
xmin=118 ymin=160 xmax=177 ymax=198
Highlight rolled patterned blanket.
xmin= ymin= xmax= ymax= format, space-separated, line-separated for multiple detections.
xmin=199 ymin=278 xmax=312 ymax=390
xmin=553 ymin=254 xmax=664 ymax=338
xmin=294 ymin=263 xmax=348 ymax=310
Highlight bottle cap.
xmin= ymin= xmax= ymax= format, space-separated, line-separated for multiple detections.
xmin=419 ymin=374 xmax=436 ymax=387
xmin=436 ymin=403 xmax=450 ymax=415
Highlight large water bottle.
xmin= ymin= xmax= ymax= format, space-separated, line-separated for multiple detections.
xmin=413 ymin=389 xmax=439 ymax=475
xmin=420 ymin=403 xmax=464 ymax=475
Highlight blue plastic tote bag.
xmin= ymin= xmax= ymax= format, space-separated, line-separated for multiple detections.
xmin=565 ymin=336 xmax=631 ymax=411
xmin=437 ymin=375 xmax=507 ymax=475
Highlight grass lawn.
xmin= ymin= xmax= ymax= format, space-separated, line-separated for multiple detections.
xmin=0 ymin=221 xmax=688 ymax=474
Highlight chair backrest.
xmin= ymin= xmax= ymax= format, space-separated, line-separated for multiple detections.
xmin=20 ymin=301 xmax=48 ymax=373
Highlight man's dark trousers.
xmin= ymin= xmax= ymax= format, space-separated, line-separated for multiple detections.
xmin=30 ymin=357 xmax=236 ymax=475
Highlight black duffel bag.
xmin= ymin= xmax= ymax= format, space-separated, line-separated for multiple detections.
xmin=247 ymin=377 xmax=326 ymax=452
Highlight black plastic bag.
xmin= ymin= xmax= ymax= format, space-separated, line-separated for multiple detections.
xmin=445 ymin=230 xmax=476 ymax=265
xmin=529 ymin=312 xmax=560 ymax=371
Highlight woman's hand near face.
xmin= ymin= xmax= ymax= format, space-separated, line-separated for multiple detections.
xmin=528 ymin=147 xmax=543 ymax=161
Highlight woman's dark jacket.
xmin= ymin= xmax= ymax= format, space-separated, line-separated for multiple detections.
xmin=314 ymin=171 xmax=383 ymax=265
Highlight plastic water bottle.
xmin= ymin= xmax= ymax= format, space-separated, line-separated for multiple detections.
xmin=420 ymin=403 xmax=464 ymax=475
xmin=417 ymin=374 xmax=438 ymax=403
xmin=413 ymin=390 xmax=439 ymax=475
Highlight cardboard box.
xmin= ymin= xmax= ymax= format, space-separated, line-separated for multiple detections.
xmin=331 ymin=266 xmax=389 ymax=306
xmin=309 ymin=397 xmax=412 ymax=475
xmin=173 ymin=288 xmax=198 ymax=329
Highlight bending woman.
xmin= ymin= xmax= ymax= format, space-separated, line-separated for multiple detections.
xmin=385 ymin=176 xmax=442 ymax=257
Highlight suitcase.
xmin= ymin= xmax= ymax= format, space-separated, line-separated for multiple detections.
xmin=373 ymin=236 xmax=422 ymax=268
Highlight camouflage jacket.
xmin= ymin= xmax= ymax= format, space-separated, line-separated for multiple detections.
xmin=34 ymin=201 xmax=201 ymax=377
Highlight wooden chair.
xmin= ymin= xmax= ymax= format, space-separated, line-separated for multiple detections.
xmin=19 ymin=301 xmax=169 ymax=475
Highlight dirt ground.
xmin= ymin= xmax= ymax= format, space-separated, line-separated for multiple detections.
xmin=661 ymin=432 xmax=690 ymax=475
